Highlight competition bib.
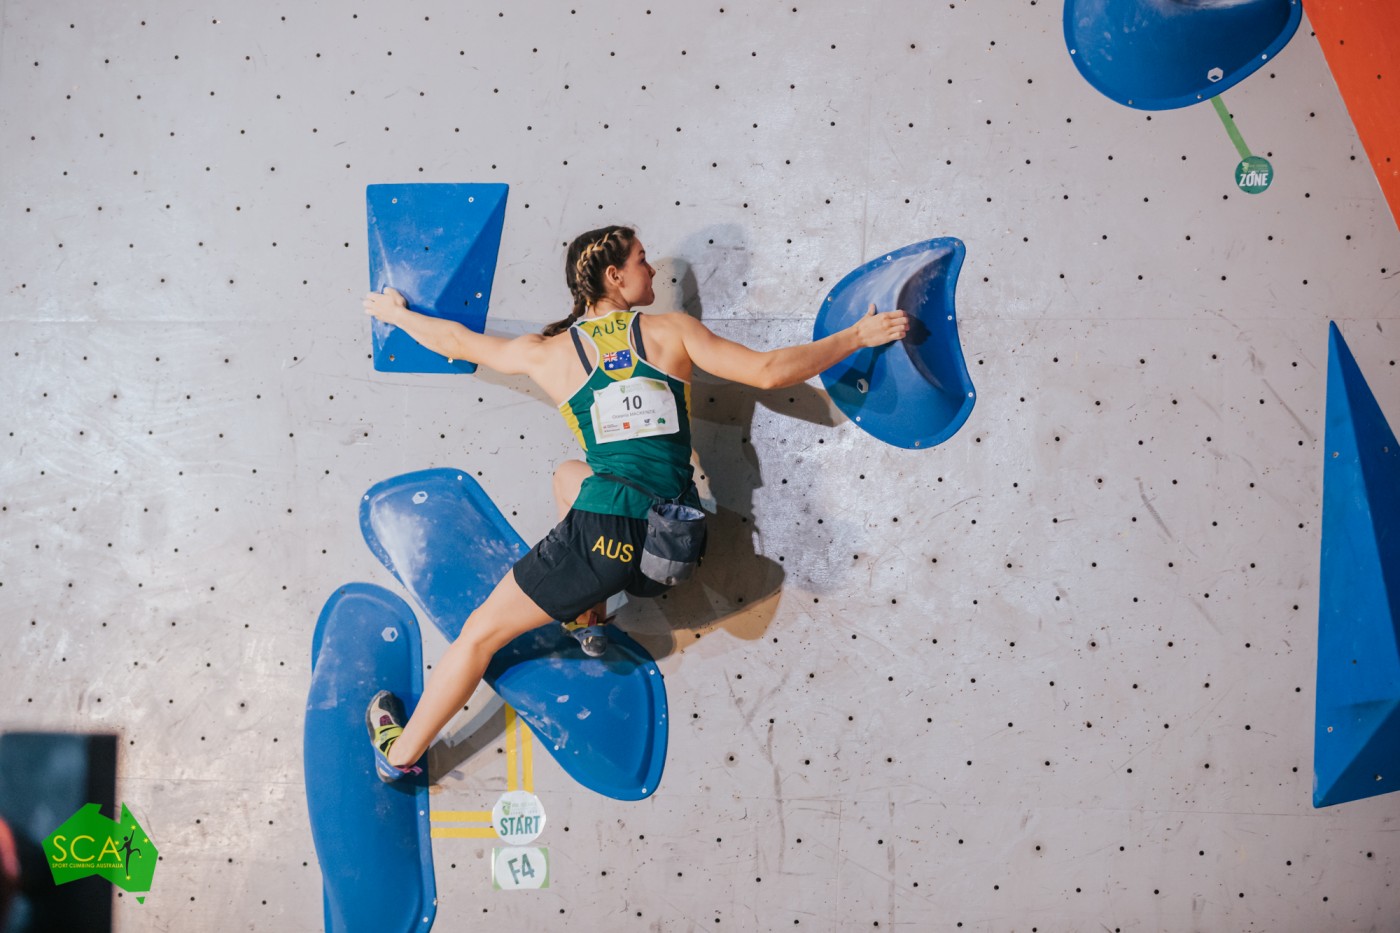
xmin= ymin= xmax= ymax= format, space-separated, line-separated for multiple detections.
xmin=590 ymin=376 xmax=680 ymax=443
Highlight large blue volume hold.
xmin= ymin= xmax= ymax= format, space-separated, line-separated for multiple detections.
xmin=1064 ymin=0 xmax=1302 ymax=110
xmin=1314 ymin=323 xmax=1400 ymax=808
xmin=366 ymin=183 xmax=508 ymax=374
xmin=304 ymin=584 xmax=435 ymax=933
xmin=360 ymin=468 xmax=669 ymax=801
xmin=814 ymin=238 xmax=974 ymax=450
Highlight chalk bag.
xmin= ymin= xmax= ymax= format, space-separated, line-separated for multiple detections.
xmin=640 ymin=501 xmax=707 ymax=586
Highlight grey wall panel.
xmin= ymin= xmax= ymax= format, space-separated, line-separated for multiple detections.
xmin=3 ymin=1 xmax=1400 ymax=931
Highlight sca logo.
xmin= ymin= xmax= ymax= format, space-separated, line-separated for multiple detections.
xmin=42 ymin=803 xmax=158 ymax=903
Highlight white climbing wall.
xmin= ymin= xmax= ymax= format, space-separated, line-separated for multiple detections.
xmin=3 ymin=0 xmax=1400 ymax=930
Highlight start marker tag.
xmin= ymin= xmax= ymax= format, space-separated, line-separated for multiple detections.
xmin=491 ymin=790 xmax=545 ymax=845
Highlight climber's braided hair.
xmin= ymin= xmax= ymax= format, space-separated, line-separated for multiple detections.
xmin=542 ymin=225 xmax=637 ymax=337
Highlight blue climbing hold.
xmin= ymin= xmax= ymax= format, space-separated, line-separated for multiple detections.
xmin=360 ymin=468 xmax=669 ymax=801
xmin=1314 ymin=322 xmax=1400 ymax=808
xmin=366 ymin=183 xmax=508 ymax=374
xmin=304 ymin=583 xmax=435 ymax=933
xmin=813 ymin=238 xmax=974 ymax=450
xmin=1064 ymin=0 xmax=1302 ymax=110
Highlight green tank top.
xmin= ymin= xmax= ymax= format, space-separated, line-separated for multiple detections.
xmin=560 ymin=310 xmax=698 ymax=519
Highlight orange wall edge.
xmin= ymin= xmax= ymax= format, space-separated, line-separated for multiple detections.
xmin=1307 ymin=0 xmax=1400 ymax=232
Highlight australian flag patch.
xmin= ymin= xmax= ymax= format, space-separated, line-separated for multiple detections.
xmin=602 ymin=349 xmax=633 ymax=371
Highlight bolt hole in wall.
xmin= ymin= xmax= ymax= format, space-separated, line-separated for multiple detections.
xmin=1 ymin=1 xmax=1399 ymax=932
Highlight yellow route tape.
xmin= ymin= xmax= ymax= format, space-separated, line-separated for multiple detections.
xmin=430 ymin=827 xmax=499 ymax=839
xmin=521 ymin=714 xmax=533 ymax=792
xmin=432 ymin=810 xmax=493 ymax=823
xmin=505 ymin=706 xmax=519 ymax=791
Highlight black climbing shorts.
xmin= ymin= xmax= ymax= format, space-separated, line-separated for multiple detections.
xmin=512 ymin=508 xmax=671 ymax=622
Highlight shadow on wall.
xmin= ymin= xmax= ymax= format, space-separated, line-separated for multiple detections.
xmin=622 ymin=225 xmax=842 ymax=657
xmin=428 ymin=695 xmax=510 ymax=789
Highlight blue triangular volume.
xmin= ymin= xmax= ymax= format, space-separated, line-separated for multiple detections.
xmin=1064 ymin=0 xmax=1302 ymax=111
xmin=366 ymin=183 xmax=509 ymax=374
xmin=360 ymin=468 xmax=669 ymax=800
xmin=1314 ymin=322 xmax=1400 ymax=807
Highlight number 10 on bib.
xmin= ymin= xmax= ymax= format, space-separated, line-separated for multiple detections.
xmin=590 ymin=376 xmax=680 ymax=443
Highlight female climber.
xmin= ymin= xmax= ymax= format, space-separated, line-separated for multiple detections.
xmin=361 ymin=225 xmax=909 ymax=781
